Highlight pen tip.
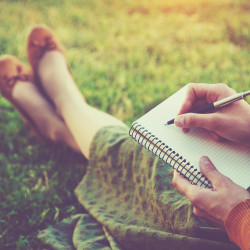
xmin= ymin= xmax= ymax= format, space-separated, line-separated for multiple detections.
xmin=165 ymin=119 xmax=175 ymax=125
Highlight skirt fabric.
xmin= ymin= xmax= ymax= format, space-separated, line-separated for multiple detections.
xmin=38 ymin=126 xmax=239 ymax=250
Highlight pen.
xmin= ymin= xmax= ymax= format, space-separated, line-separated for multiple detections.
xmin=166 ymin=90 xmax=250 ymax=125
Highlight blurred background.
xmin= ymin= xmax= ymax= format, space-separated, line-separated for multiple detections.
xmin=0 ymin=0 xmax=249 ymax=249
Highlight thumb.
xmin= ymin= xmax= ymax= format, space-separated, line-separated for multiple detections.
xmin=199 ymin=156 xmax=224 ymax=188
xmin=174 ymin=113 xmax=217 ymax=130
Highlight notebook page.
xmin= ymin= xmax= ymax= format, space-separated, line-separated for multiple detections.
xmin=135 ymin=85 xmax=250 ymax=189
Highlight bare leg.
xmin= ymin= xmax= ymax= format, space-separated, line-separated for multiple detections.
xmin=12 ymin=81 xmax=81 ymax=152
xmin=38 ymin=51 xmax=127 ymax=159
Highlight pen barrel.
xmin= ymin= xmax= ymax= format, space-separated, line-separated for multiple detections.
xmin=192 ymin=103 xmax=215 ymax=113
xmin=214 ymin=93 xmax=243 ymax=108
xmin=243 ymin=90 xmax=250 ymax=98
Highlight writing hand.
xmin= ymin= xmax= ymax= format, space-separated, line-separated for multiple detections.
xmin=174 ymin=83 xmax=250 ymax=146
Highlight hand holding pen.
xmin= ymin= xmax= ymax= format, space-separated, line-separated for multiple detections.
xmin=172 ymin=84 xmax=250 ymax=246
xmin=169 ymin=83 xmax=250 ymax=147
xmin=166 ymin=90 xmax=250 ymax=125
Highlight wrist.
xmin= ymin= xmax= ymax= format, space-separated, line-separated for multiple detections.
xmin=224 ymin=199 xmax=250 ymax=249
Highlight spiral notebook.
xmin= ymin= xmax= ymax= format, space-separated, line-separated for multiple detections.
xmin=129 ymin=85 xmax=250 ymax=189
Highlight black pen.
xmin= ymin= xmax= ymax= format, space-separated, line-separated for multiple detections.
xmin=166 ymin=90 xmax=250 ymax=125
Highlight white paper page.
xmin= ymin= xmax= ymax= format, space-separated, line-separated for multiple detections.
xmin=134 ymin=85 xmax=250 ymax=188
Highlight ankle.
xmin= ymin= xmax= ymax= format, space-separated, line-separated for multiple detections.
xmin=38 ymin=52 xmax=70 ymax=89
xmin=37 ymin=50 xmax=87 ymax=117
xmin=38 ymin=52 xmax=72 ymax=104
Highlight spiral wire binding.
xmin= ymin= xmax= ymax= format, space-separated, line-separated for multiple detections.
xmin=129 ymin=122 xmax=212 ymax=189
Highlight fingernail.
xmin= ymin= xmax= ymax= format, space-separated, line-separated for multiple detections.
xmin=200 ymin=156 xmax=210 ymax=166
xmin=175 ymin=116 xmax=184 ymax=127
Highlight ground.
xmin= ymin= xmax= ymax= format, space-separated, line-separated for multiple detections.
xmin=0 ymin=0 xmax=249 ymax=249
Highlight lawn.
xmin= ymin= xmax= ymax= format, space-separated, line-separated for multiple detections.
xmin=0 ymin=0 xmax=249 ymax=249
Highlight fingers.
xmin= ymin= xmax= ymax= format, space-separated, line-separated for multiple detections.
xmin=178 ymin=98 xmax=194 ymax=115
xmin=173 ymin=156 xmax=250 ymax=228
xmin=173 ymin=169 xmax=222 ymax=223
xmin=208 ymin=131 xmax=223 ymax=142
xmin=172 ymin=170 xmax=203 ymax=200
xmin=174 ymin=83 xmax=236 ymax=137
xmin=177 ymin=84 xmax=206 ymax=115
xmin=173 ymin=157 xmax=225 ymax=192
xmin=174 ymin=113 xmax=216 ymax=130
xmin=199 ymin=156 xmax=225 ymax=188
xmin=172 ymin=157 xmax=224 ymax=207
xmin=178 ymin=83 xmax=220 ymax=115
xmin=182 ymin=128 xmax=190 ymax=133
xmin=176 ymin=83 xmax=236 ymax=124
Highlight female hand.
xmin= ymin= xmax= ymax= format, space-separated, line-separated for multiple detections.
xmin=174 ymin=83 xmax=250 ymax=147
xmin=172 ymin=156 xmax=250 ymax=227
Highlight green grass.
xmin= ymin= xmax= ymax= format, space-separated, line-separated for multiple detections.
xmin=0 ymin=0 xmax=249 ymax=249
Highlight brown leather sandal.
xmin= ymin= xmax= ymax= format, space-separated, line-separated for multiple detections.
xmin=0 ymin=55 xmax=47 ymax=142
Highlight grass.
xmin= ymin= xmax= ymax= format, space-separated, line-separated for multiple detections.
xmin=0 ymin=0 xmax=249 ymax=249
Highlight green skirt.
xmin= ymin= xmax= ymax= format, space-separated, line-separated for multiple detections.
xmin=38 ymin=126 xmax=239 ymax=250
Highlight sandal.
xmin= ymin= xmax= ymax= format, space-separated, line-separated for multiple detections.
xmin=0 ymin=55 xmax=47 ymax=142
